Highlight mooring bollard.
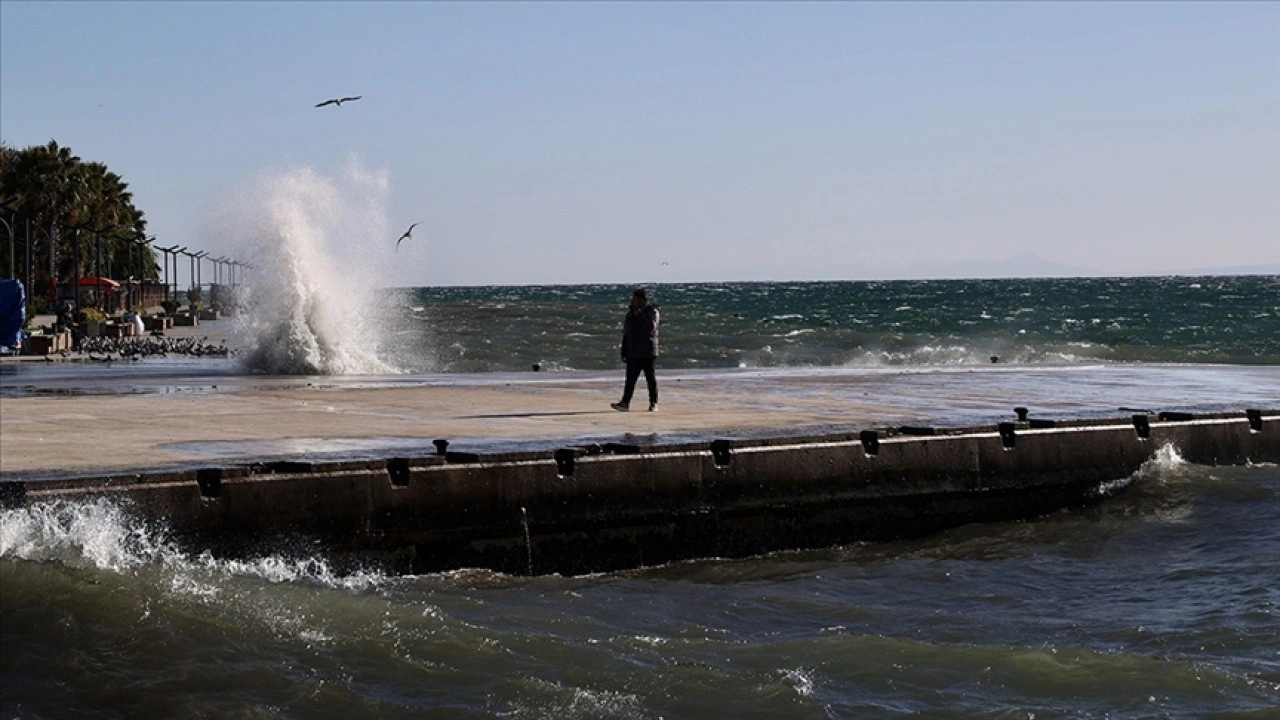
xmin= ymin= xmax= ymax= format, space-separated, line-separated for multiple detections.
xmin=998 ymin=422 xmax=1017 ymax=449
xmin=554 ymin=448 xmax=577 ymax=477
xmin=710 ymin=439 xmax=733 ymax=468
xmin=196 ymin=468 xmax=223 ymax=499
xmin=386 ymin=458 xmax=411 ymax=487
xmin=433 ymin=439 xmax=449 ymax=456
xmin=859 ymin=430 xmax=880 ymax=457
xmin=1132 ymin=414 xmax=1151 ymax=439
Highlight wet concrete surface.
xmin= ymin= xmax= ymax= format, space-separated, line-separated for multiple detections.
xmin=2 ymin=322 xmax=1278 ymax=478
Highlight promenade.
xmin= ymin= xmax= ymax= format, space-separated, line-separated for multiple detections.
xmin=2 ymin=318 xmax=1278 ymax=478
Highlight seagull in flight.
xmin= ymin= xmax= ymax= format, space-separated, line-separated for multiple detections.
xmin=396 ymin=222 xmax=421 ymax=251
xmin=315 ymin=95 xmax=362 ymax=108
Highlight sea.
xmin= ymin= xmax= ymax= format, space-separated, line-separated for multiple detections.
xmin=3 ymin=275 xmax=1279 ymax=718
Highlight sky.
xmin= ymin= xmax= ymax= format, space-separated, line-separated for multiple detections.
xmin=1 ymin=1 xmax=1277 ymax=286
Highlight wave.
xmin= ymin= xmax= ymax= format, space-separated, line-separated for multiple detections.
xmin=834 ymin=343 xmax=1104 ymax=368
xmin=0 ymin=497 xmax=386 ymax=592
xmin=219 ymin=162 xmax=400 ymax=375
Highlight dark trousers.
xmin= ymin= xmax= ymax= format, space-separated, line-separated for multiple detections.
xmin=621 ymin=357 xmax=657 ymax=406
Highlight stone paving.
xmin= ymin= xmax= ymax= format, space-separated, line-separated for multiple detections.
xmin=3 ymin=319 xmax=1277 ymax=478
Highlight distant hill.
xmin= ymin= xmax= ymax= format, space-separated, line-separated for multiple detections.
xmin=870 ymin=255 xmax=1280 ymax=281
xmin=883 ymin=253 xmax=1097 ymax=280
xmin=657 ymin=254 xmax=1278 ymax=283
xmin=1168 ymin=263 xmax=1280 ymax=276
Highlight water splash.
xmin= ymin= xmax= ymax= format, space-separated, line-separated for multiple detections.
xmin=218 ymin=160 xmax=399 ymax=375
xmin=1138 ymin=443 xmax=1189 ymax=479
xmin=1094 ymin=442 xmax=1189 ymax=498
xmin=0 ymin=498 xmax=386 ymax=591
xmin=0 ymin=497 xmax=168 ymax=572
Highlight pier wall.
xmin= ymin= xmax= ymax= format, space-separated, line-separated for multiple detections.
xmin=5 ymin=410 xmax=1276 ymax=576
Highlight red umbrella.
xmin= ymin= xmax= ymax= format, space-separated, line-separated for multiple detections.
xmin=74 ymin=277 xmax=121 ymax=288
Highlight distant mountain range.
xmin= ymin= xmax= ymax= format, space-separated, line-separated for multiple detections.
xmin=868 ymin=254 xmax=1279 ymax=281
xmin=881 ymin=253 xmax=1092 ymax=280
xmin=1170 ymin=263 xmax=1280 ymax=277
xmin=660 ymin=253 xmax=1278 ymax=283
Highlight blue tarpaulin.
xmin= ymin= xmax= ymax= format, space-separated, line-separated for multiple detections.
xmin=0 ymin=279 xmax=26 ymax=350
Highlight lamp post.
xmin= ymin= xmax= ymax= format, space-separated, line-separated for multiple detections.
xmin=4 ymin=205 xmax=43 ymax=313
xmin=89 ymin=225 xmax=116 ymax=312
xmin=71 ymin=225 xmax=82 ymax=311
xmin=1 ymin=211 xmax=13 ymax=280
xmin=156 ymin=245 xmax=181 ymax=303
xmin=179 ymin=248 xmax=205 ymax=309
xmin=24 ymin=214 xmax=35 ymax=314
xmin=217 ymin=256 xmax=231 ymax=297
xmin=131 ymin=235 xmax=154 ymax=309
xmin=193 ymin=251 xmax=208 ymax=306
xmin=48 ymin=218 xmax=58 ymax=307
xmin=209 ymin=256 xmax=224 ymax=307
xmin=180 ymin=249 xmax=194 ymax=304
xmin=0 ymin=202 xmax=27 ymax=284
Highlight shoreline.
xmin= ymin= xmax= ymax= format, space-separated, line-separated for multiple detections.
xmin=7 ymin=408 xmax=1275 ymax=576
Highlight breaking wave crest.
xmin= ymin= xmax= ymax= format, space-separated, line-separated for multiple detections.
xmin=1092 ymin=442 xmax=1188 ymax=498
xmin=1137 ymin=442 xmax=1189 ymax=480
xmin=221 ymin=161 xmax=399 ymax=375
xmin=0 ymin=498 xmax=386 ymax=591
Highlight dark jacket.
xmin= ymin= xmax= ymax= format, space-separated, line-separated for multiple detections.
xmin=621 ymin=304 xmax=659 ymax=360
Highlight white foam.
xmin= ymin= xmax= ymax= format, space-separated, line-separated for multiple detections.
xmin=0 ymin=497 xmax=169 ymax=572
xmin=215 ymin=159 xmax=400 ymax=375
xmin=0 ymin=498 xmax=386 ymax=592
xmin=1139 ymin=443 xmax=1189 ymax=478
xmin=779 ymin=667 xmax=816 ymax=697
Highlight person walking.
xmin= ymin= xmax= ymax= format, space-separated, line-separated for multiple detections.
xmin=611 ymin=288 xmax=659 ymax=412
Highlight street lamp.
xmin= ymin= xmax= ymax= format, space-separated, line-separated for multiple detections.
xmin=193 ymin=251 xmax=208 ymax=302
xmin=0 ymin=210 xmax=13 ymax=280
xmin=160 ymin=245 xmax=185 ymax=303
xmin=178 ymin=248 xmax=206 ymax=308
xmin=131 ymin=234 xmax=154 ymax=309
xmin=0 ymin=202 xmax=29 ymax=285
xmin=71 ymin=222 xmax=117 ymax=311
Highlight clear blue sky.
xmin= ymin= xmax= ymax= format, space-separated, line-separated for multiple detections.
xmin=2 ymin=1 xmax=1277 ymax=286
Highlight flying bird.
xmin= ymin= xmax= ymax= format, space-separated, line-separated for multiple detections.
xmin=315 ymin=95 xmax=362 ymax=108
xmin=396 ymin=222 xmax=421 ymax=251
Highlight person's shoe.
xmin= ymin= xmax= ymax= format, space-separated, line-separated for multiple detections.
xmin=610 ymin=402 xmax=629 ymax=412
xmin=648 ymin=402 xmax=658 ymax=412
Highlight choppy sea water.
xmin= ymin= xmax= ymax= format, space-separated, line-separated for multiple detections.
xmin=2 ymin=451 xmax=1277 ymax=718
xmin=379 ymin=276 xmax=1280 ymax=374
xmin=3 ymin=275 xmax=1279 ymax=717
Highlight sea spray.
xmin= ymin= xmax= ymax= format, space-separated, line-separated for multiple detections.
xmin=1135 ymin=442 xmax=1189 ymax=482
xmin=0 ymin=497 xmax=386 ymax=591
xmin=0 ymin=497 xmax=168 ymax=572
xmin=217 ymin=161 xmax=399 ymax=374
xmin=1086 ymin=442 xmax=1189 ymax=500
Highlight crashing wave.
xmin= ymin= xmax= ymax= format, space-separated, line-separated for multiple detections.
xmin=217 ymin=162 xmax=398 ymax=375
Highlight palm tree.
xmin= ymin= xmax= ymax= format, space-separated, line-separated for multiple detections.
xmin=0 ymin=140 xmax=155 ymax=308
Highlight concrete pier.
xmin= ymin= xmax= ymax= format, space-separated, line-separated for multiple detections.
xmin=2 ymin=389 xmax=1274 ymax=574
xmin=5 ymin=326 xmax=1279 ymax=574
